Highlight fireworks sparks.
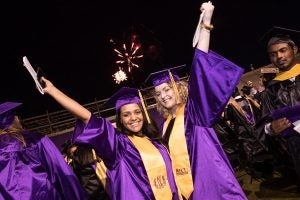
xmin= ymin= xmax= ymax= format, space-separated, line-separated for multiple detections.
xmin=114 ymin=42 xmax=143 ymax=72
xmin=112 ymin=68 xmax=127 ymax=84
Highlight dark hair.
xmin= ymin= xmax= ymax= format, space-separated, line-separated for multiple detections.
xmin=231 ymin=87 xmax=240 ymax=98
xmin=267 ymin=35 xmax=297 ymax=50
xmin=73 ymin=146 xmax=95 ymax=166
xmin=115 ymin=104 xmax=163 ymax=143
xmin=241 ymin=86 xmax=252 ymax=96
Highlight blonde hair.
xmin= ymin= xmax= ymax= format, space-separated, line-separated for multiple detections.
xmin=0 ymin=117 xmax=26 ymax=146
xmin=154 ymin=80 xmax=188 ymax=118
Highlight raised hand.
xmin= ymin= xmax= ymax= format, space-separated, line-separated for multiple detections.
xmin=41 ymin=77 xmax=55 ymax=94
xmin=201 ymin=1 xmax=214 ymax=24
xmin=193 ymin=1 xmax=214 ymax=51
xmin=271 ymin=117 xmax=292 ymax=135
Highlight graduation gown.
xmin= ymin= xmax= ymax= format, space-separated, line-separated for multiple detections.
xmin=260 ymin=72 xmax=300 ymax=139
xmin=260 ymin=70 xmax=300 ymax=177
xmin=171 ymin=49 xmax=247 ymax=199
xmin=261 ymin=74 xmax=300 ymax=117
xmin=73 ymin=116 xmax=180 ymax=200
xmin=0 ymin=131 xmax=87 ymax=200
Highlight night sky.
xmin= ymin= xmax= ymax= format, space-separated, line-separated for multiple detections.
xmin=2 ymin=0 xmax=299 ymax=118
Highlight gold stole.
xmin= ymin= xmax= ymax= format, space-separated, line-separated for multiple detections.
xmin=128 ymin=135 xmax=173 ymax=200
xmin=230 ymin=98 xmax=256 ymax=124
xmin=244 ymin=95 xmax=260 ymax=109
xmin=274 ymin=64 xmax=300 ymax=81
xmin=163 ymin=104 xmax=194 ymax=199
xmin=92 ymin=149 xmax=108 ymax=188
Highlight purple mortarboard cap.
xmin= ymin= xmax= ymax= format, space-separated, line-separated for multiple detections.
xmin=259 ymin=26 xmax=300 ymax=49
xmin=271 ymin=104 xmax=300 ymax=138
xmin=145 ymin=64 xmax=186 ymax=87
xmin=105 ymin=87 xmax=141 ymax=111
xmin=0 ymin=102 xmax=22 ymax=129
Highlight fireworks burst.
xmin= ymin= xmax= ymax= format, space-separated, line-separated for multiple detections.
xmin=110 ymin=35 xmax=144 ymax=84
xmin=113 ymin=42 xmax=143 ymax=72
xmin=112 ymin=68 xmax=127 ymax=84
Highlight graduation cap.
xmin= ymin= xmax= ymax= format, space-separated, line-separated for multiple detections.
xmin=0 ymin=102 xmax=22 ymax=129
xmin=104 ymin=87 xmax=151 ymax=124
xmin=145 ymin=64 xmax=187 ymax=104
xmin=259 ymin=26 xmax=300 ymax=49
xmin=145 ymin=64 xmax=186 ymax=87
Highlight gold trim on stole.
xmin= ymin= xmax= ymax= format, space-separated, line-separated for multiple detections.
xmin=274 ymin=64 xmax=300 ymax=81
xmin=163 ymin=104 xmax=194 ymax=199
xmin=128 ymin=135 xmax=173 ymax=200
xmin=92 ymin=149 xmax=108 ymax=188
xmin=229 ymin=97 xmax=256 ymax=125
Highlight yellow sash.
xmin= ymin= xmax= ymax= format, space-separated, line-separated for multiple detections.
xmin=274 ymin=64 xmax=300 ymax=81
xmin=163 ymin=104 xmax=194 ymax=199
xmin=246 ymin=95 xmax=260 ymax=109
xmin=92 ymin=149 xmax=108 ymax=188
xmin=230 ymin=97 xmax=256 ymax=125
xmin=128 ymin=135 xmax=173 ymax=200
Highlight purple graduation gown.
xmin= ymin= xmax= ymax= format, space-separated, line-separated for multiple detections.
xmin=185 ymin=49 xmax=247 ymax=199
xmin=73 ymin=116 xmax=180 ymax=200
xmin=0 ymin=131 xmax=87 ymax=200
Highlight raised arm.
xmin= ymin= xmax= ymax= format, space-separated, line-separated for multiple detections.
xmin=188 ymin=2 xmax=244 ymax=127
xmin=41 ymin=77 xmax=91 ymax=124
xmin=196 ymin=1 xmax=214 ymax=52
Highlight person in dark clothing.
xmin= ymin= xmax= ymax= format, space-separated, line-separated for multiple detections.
xmin=260 ymin=26 xmax=300 ymax=183
xmin=62 ymin=141 xmax=109 ymax=200
xmin=224 ymin=88 xmax=274 ymax=178
xmin=213 ymin=117 xmax=241 ymax=170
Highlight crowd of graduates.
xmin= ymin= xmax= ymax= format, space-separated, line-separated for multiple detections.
xmin=1 ymin=1 xmax=300 ymax=199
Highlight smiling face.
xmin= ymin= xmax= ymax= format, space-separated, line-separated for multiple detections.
xmin=154 ymin=82 xmax=178 ymax=110
xmin=119 ymin=103 xmax=144 ymax=133
xmin=268 ymin=43 xmax=298 ymax=71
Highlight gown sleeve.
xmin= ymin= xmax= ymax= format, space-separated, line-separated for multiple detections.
xmin=38 ymin=134 xmax=87 ymax=199
xmin=186 ymin=49 xmax=244 ymax=127
xmin=72 ymin=114 xmax=122 ymax=169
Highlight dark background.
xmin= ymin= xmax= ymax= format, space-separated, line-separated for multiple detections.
xmin=1 ymin=0 xmax=299 ymax=118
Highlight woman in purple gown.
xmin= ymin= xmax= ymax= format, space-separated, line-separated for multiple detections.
xmin=0 ymin=102 xmax=86 ymax=200
xmin=145 ymin=1 xmax=247 ymax=199
xmin=41 ymin=81 xmax=181 ymax=200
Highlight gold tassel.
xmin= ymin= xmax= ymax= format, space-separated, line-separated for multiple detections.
xmin=138 ymin=90 xmax=151 ymax=124
xmin=168 ymin=70 xmax=180 ymax=104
